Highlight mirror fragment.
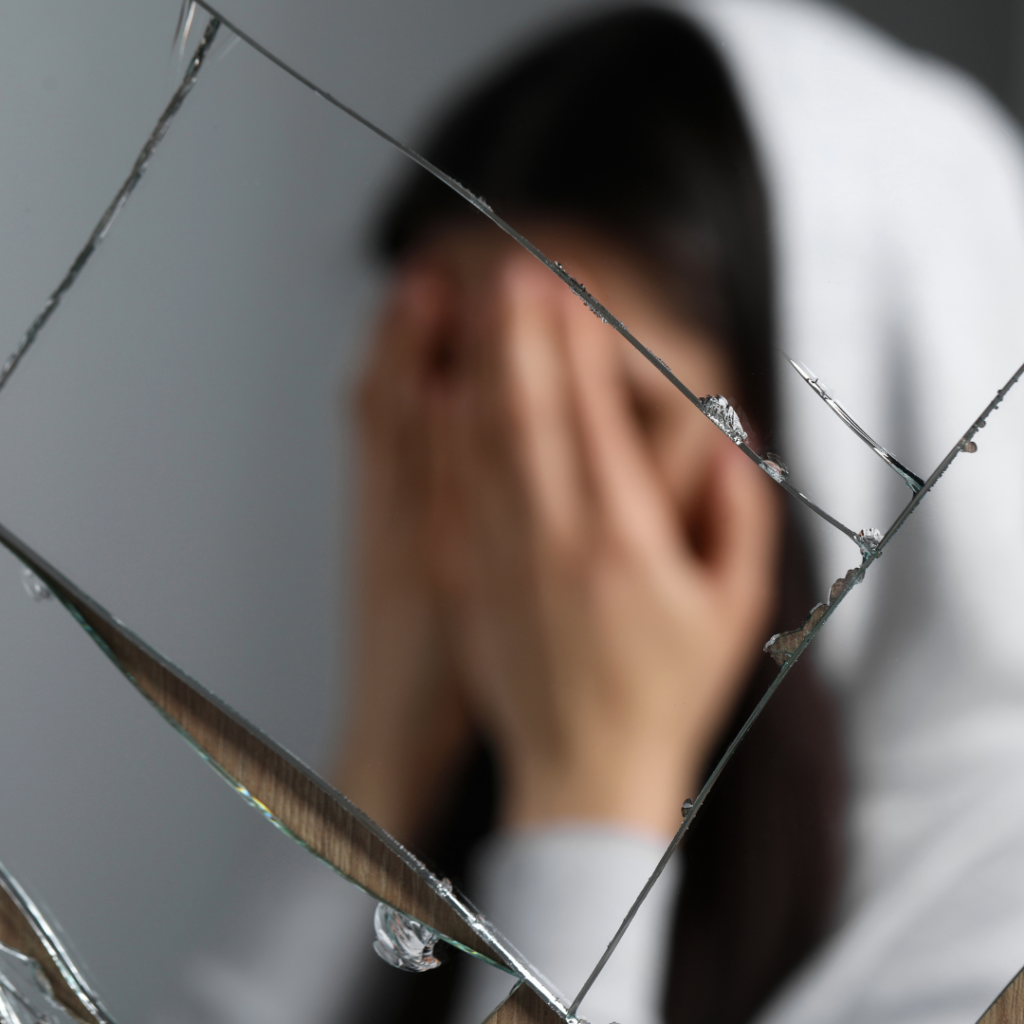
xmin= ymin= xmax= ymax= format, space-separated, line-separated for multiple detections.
xmin=372 ymin=903 xmax=442 ymax=973
xmin=763 ymin=568 xmax=862 ymax=666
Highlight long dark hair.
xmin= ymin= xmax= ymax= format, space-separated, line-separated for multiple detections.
xmin=364 ymin=9 xmax=846 ymax=1024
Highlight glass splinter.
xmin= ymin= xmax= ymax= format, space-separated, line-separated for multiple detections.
xmin=856 ymin=527 xmax=883 ymax=552
xmin=763 ymin=453 xmax=789 ymax=482
xmin=786 ymin=356 xmax=925 ymax=492
xmin=0 ymin=861 xmax=114 ymax=1024
xmin=0 ymin=17 xmax=221 ymax=399
xmin=699 ymin=395 xmax=747 ymax=444
xmin=19 ymin=568 xmax=51 ymax=602
xmin=373 ymin=904 xmax=442 ymax=973
xmin=0 ymin=520 xmax=573 ymax=1023
xmin=0 ymin=943 xmax=81 ymax=1024
xmin=172 ymin=0 xmax=198 ymax=60
xmin=763 ymin=568 xmax=862 ymax=667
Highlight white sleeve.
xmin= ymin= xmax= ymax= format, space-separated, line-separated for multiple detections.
xmin=451 ymin=826 xmax=682 ymax=1024
xmin=150 ymin=854 xmax=378 ymax=1024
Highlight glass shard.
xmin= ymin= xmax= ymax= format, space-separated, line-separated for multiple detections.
xmin=763 ymin=568 xmax=862 ymax=667
xmin=0 ymin=861 xmax=113 ymax=1024
xmin=19 ymin=569 xmax=51 ymax=602
xmin=763 ymin=604 xmax=827 ymax=667
xmin=763 ymin=453 xmax=789 ymax=483
xmin=856 ymin=527 xmax=883 ymax=552
xmin=698 ymin=395 xmax=747 ymax=444
xmin=0 ymin=17 xmax=221 ymax=398
xmin=786 ymin=355 xmax=925 ymax=493
xmin=0 ymin=519 xmax=573 ymax=1021
xmin=172 ymin=0 xmax=198 ymax=60
xmin=372 ymin=903 xmax=442 ymax=973
xmin=0 ymin=943 xmax=80 ymax=1024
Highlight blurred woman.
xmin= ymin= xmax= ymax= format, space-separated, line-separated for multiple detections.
xmin=163 ymin=3 xmax=1024 ymax=1024
xmin=336 ymin=9 xmax=843 ymax=1024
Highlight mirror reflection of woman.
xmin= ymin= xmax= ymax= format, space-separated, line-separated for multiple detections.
xmin=161 ymin=4 xmax=1024 ymax=1024
xmin=336 ymin=11 xmax=844 ymax=1022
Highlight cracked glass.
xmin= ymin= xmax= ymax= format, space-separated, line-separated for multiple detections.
xmin=0 ymin=3 xmax=1023 ymax=1024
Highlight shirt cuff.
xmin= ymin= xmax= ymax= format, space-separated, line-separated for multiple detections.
xmin=452 ymin=825 xmax=681 ymax=1024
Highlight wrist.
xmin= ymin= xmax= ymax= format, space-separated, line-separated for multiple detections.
xmin=500 ymin=739 xmax=700 ymax=841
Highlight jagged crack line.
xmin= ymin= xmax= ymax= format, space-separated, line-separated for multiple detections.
xmin=0 ymin=861 xmax=117 ymax=1024
xmin=173 ymin=0 xmax=198 ymax=60
xmin=876 ymin=357 xmax=1024 ymax=556
xmin=786 ymin=356 xmax=924 ymax=493
xmin=189 ymin=0 xmax=860 ymax=549
xmin=0 ymin=517 xmax=570 ymax=1022
xmin=572 ymin=355 xmax=1024 ymax=1013
xmin=0 ymin=17 xmax=221 ymax=397
xmin=568 ymin=566 xmax=864 ymax=1017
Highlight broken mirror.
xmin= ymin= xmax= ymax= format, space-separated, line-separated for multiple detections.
xmin=0 ymin=2 xmax=1023 ymax=1024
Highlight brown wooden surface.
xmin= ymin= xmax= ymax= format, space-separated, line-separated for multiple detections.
xmin=483 ymin=983 xmax=569 ymax=1024
xmin=0 ymin=878 xmax=95 ymax=1023
xmin=0 ymin=521 xmax=565 ymax=1021
xmin=74 ymin=599 xmax=497 ymax=962
xmin=978 ymin=965 xmax=1024 ymax=1024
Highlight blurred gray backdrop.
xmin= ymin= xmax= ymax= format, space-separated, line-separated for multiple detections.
xmin=0 ymin=0 xmax=1019 ymax=1020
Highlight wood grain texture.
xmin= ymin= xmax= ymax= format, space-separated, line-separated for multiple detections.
xmin=0 ymin=522 xmax=501 ymax=967
xmin=81 ymin=602 xmax=491 ymax=958
xmin=978 ymin=965 xmax=1024 ymax=1024
xmin=0 ymin=875 xmax=97 ymax=1023
xmin=483 ymin=983 xmax=570 ymax=1024
xmin=0 ymin=521 xmax=579 ymax=1024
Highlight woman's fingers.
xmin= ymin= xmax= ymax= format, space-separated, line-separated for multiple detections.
xmin=360 ymin=267 xmax=448 ymax=437
xmin=701 ymin=442 xmax=781 ymax=628
xmin=458 ymin=260 xmax=588 ymax=551
xmin=557 ymin=281 xmax=680 ymax=557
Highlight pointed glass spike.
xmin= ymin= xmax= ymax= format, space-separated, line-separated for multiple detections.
xmin=699 ymin=395 xmax=747 ymax=444
xmin=173 ymin=0 xmax=198 ymax=59
xmin=0 ymin=16 xmax=220 ymax=399
xmin=856 ymin=527 xmax=883 ymax=552
xmin=763 ymin=453 xmax=789 ymax=483
xmin=786 ymin=356 xmax=925 ymax=493
xmin=372 ymin=904 xmax=442 ymax=973
xmin=20 ymin=568 xmax=52 ymax=602
xmin=764 ymin=569 xmax=862 ymax=666
xmin=0 ymin=942 xmax=82 ymax=1024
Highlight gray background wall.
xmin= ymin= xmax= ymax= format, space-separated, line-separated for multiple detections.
xmin=0 ymin=1 xmax=1018 ymax=1021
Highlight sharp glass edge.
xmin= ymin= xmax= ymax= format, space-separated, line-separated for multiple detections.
xmin=0 ymin=861 xmax=116 ymax=1024
xmin=875 ymin=356 xmax=1024 ymax=555
xmin=187 ymin=0 xmax=860 ymax=552
xmin=0 ymin=18 xmax=221 ymax=399
xmin=572 ymin=353 xmax=1024 ymax=1012
xmin=567 ymin=559 xmax=867 ymax=1016
xmin=0 ymin=521 xmax=571 ymax=1023
xmin=786 ymin=356 xmax=925 ymax=493
xmin=174 ymin=0 xmax=198 ymax=59
xmin=11 ymin=4 xmax=1010 ymax=1015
